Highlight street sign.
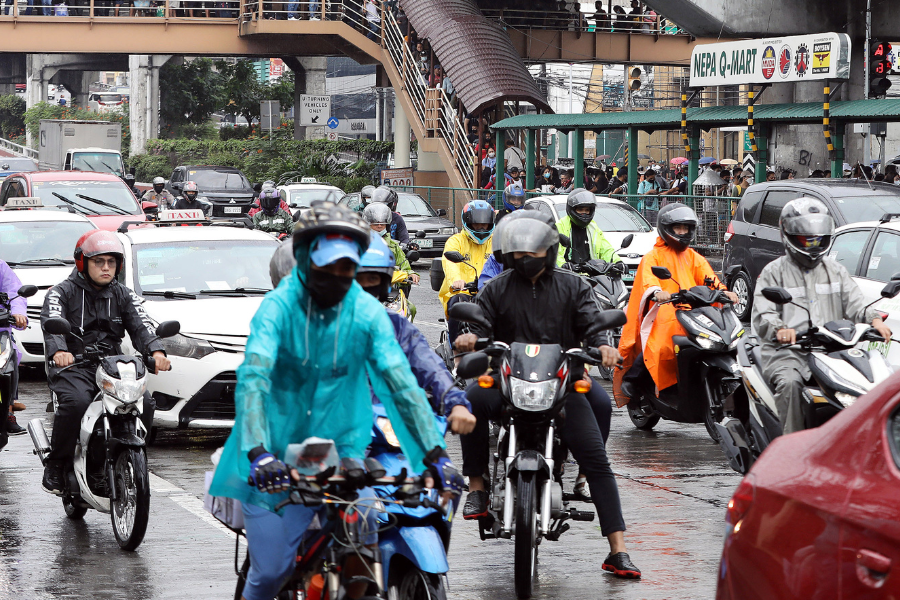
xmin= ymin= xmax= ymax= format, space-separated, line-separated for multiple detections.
xmin=334 ymin=119 xmax=373 ymax=134
xmin=327 ymin=131 xmax=338 ymax=141
xmin=380 ymin=167 xmax=414 ymax=187
xmin=689 ymin=32 xmax=850 ymax=87
xmin=299 ymin=95 xmax=331 ymax=126
xmin=327 ymin=117 xmax=339 ymax=130
xmin=260 ymin=100 xmax=280 ymax=132
xmin=742 ymin=154 xmax=756 ymax=175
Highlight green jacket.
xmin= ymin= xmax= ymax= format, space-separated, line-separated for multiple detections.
xmin=384 ymin=234 xmax=413 ymax=275
xmin=252 ymin=209 xmax=294 ymax=236
xmin=555 ymin=216 xmax=621 ymax=267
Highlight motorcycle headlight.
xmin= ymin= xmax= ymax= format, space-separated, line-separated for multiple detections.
xmin=439 ymin=228 xmax=456 ymax=235
xmin=376 ymin=417 xmax=401 ymax=448
xmin=695 ymin=336 xmax=715 ymax=350
xmin=834 ymin=392 xmax=857 ymax=407
xmin=160 ymin=333 xmax=216 ymax=359
xmin=96 ymin=362 xmax=146 ymax=405
xmin=508 ymin=377 xmax=559 ymax=412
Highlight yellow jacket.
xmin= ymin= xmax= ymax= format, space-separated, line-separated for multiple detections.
xmin=438 ymin=231 xmax=493 ymax=314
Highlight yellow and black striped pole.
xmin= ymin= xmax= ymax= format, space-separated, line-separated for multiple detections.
xmin=681 ymin=92 xmax=690 ymax=154
xmin=823 ymin=81 xmax=834 ymax=156
xmin=747 ymin=89 xmax=757 ymax=156
xmin=624 ymin=146 xmax=629 ymax=168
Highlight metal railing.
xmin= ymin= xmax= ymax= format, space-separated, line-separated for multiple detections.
xmin=239 ymin=0 xmax=355 ymax=24
xmin=0 ymin=137 xmax=38 ymax=159
xmin=0 ymin=0 xmax=241 ymax=18
xmin=481 ymin=8 xmax=687 ymax=35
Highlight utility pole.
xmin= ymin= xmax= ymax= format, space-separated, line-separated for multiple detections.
xmin=568 ymin=63 xmax=574 ymax=156
xmin=863 ymin=0 xmax=871 ymax=167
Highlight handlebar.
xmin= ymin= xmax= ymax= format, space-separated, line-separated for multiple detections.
xmin=274 ymin=470 xmax=438 ymax=512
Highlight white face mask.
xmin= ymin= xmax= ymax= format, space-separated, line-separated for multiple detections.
xmin=488 ymin=152 xmax=495 ymax=158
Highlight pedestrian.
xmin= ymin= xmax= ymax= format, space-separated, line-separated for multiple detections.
xmin=482 ymin=147 xmax=497 ymax=172
xmin=429 ymin=65 xmax=443 ymax=88
xmin=591 ymin=0 xmax=608 ymax=30
xmin=555 ymin=170 xmax=574 ymax=194
xmin=503 ymin=139 xmax=525 ymax=172
xmin=442 ymin=73 xmax=456 ymax=107
xmin=365 ymin=0 xmax=380 ymax=40
xmin=605 ymin=170 xmax=628 ymax=195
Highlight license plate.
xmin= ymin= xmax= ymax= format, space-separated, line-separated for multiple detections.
xmin=623 ymin=269 xmax=636 ymax=281
xmin=417 ymin=238 xmax=433 ymax=248
xmin=223 ymin=206 xmax=241 ymax=214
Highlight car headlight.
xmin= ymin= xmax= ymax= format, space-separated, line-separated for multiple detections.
xmin=376 ymin=417 xmax=401 ymax=448
xmin=160 ymin=333 xmax=216 ymax=359
xmin=834 ymin=392 xmax=857 ymax=407
xmin=439 ymin=228 xmax=456 ymax=235
xmin=96 ymin=362 xmax=146 ymax=405
xmin=508 ymin=377 xmax=559 ymax=411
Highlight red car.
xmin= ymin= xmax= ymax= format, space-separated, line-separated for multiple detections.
xmin=0 ymin=171 xmax=149 ymax=231
xmin=717 ymin=370 xmax=900 ymax=599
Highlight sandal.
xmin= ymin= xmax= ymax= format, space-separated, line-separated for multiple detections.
xmin=573 ymin=474 xmax=592 ymax=502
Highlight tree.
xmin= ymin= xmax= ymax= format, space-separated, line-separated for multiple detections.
xmin=267 ymin=70 xmax=295 ymax=110
xmin=217 ymin=59 xmax=265 ymax=129
xmin=159 ymin=58 xmax=225 ymax=130
xmin=0 ymin=94 xmax=26 ymax=139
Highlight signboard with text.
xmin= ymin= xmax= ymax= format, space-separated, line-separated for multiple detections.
xmin=380 ymin=167 xmax=414 ymax=187
xmin=299 ymin=95 xmax=331 ymax=126
xmin=689 ymin=32 xmax=850 ymax=87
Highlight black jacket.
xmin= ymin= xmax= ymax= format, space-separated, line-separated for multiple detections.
xmin=471 ymin=267 xmax=607 ymax=349
xmin=172 ymin=197 xmax=205 ymax=211
xmin=41 ymin=269 xmax=165 ymax=359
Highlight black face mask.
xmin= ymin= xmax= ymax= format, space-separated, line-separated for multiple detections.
xmin=153 ymin=185 xmax=164 ymax=194
xmin=513 ymin=255 xmax=545 ymax=280
xmin=307 ymin=269 xmax=354 ymax=309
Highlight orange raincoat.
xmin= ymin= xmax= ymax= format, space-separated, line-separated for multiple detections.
xmin=613 ymin=238 xmax=721 ymax=406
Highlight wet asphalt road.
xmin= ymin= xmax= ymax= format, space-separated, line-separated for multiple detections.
xmin=0 ymin=261 xmax=741 ymax=600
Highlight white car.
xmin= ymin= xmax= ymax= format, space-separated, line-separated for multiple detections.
xmin=117 ymin=215 xmax=280 ymax=431
xmin=830 ymin=218 xmax=900 ymax=368
xmin=0 ymin=208 xmax=97 ymax=364
xmin=278 ymin=179 xmax=344 ymax=219
xmin=523 ymin=194 xmax=657 ymax=285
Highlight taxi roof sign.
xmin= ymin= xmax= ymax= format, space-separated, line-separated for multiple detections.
xmin=157 ymin=209 xmax=206 ymax=222
xmin=300 ymin=177 xmax=317 ymax=183
xmin=5 ymin=197 xmax=42 ymax=209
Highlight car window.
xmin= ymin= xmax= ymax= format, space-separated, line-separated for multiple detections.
xmin=758 ymin=191 xmax=800 ymax=228
xmin=593 ymin=202 xmax=652 ymax=232
xmin=286 ymin=188 xmax=344 ymax=208
xmin=739 ymin=190 xmax=764 ymax=223
xmin=864 ymin=230 xmax=900 ymax=282
xmin=525 ymin=200 xmax=555 ymax=221
xmin=398 ymin=193 xmax=437 ymax=217
xmin=0 ymin=220 xmax=94 ymax=265
xmin=71 ymin=152 xmax=124 ymax=177
xmin=829 ymin=229 xmax=871 ymax=275
xmin=187 ymin=170 xmax=251 ymax=191
xmin=832 ymin=195 xmax=900 ymax=224
xmin=342 ymin=193 xmax=363 ymax=212
xmin=170 ymin=169 xmax=182 ymax=183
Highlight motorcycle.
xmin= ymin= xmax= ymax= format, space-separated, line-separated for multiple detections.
xmin=624 ymin=266 xmax=746 ymax=442
xmin=716 ymin=280 xmax=900 ymax=475
xmin=430 ymin=251 xmax=478 ymax=378
xmin=0 ymin=285 xmax=38 ymax=450
xmin=28 ymin=317 xmax=181 ymax=551
xmin=385 ymin=250 xmax=419 ymax=323
xmin=370 ymin=403 xmax=456 ymax=600
xmin=450 ymin=301 xmax=627 ymax=599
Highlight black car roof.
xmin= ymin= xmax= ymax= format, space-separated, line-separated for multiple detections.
xmin=747 ymin=179 xmax=900 ymax=197
xmin=180 ymin=165 xmax=244 ymax=173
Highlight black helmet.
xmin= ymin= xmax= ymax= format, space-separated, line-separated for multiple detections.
xmin=657 ymin=202 xmax=697 ymax=252
xmin=259 ymin=187 xmax=281 ymax=216
xmin=370 ymin=186 xmax=398 ymax=211
xmin=461 ymin=200 xmax=495 ymax=244
xmin=183 ymin=181 xmax=199 ymax=202
xmin=293 ymin=201 xmax=370 ymax=260
xmin=780 ymin=198 xmax=834 ymax=268
xmin=500 ymin=215 xmax=560 ymax=271
xmin=566 ymin=188 xmax=596 ymax=227
xmin=494 ymin=209 xmax=556 ymax=266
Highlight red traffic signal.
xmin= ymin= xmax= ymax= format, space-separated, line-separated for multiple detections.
xmin=870 ymin=40 xmax=893 ymax=96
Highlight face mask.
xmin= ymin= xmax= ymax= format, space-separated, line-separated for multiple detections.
xmin=153 ymin=185 xmax=164 ymax=194
xmin=513 ymin=255 xmax=545 ymax=279
xmin=307 ymin=270 xmax=354 ymax=309
xmin=379 ymin=228 xmax=389 ymax=238
xmin=543 ymin=173 xmax=550 ymax=179
xmin=489 ymin=152 xmax=495 ymax=158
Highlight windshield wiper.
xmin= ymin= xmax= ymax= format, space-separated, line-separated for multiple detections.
xmin=142 ymin=290 xmax=197 ymax=299
xmin=15 ymin=258 xmax=72 ymax=266
xmin=51 ymin=192 xmax=95 ymax=215
xmin=75 ymin=194 xmax=132 ymax=216
xmin=196 ymin=288 xmax=270 ymax=296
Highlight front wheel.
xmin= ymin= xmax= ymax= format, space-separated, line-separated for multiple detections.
xmin=514 ymin=473 xmax=538 ymax=599
xmin=627 ymin=402 xmax=660 ymax=430
xmin=110 ymin=447 xmax=150 ymax=551
xmin=387 ymin=568 xmax=447 ymax=600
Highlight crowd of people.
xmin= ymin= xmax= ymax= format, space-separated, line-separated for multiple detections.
xmin=484 ymin=0 xmax=674 ymax=34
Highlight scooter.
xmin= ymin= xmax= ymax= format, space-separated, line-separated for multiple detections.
xmin=0 ymin=285 xmax=38 ymax=451
xmin=385 ymin=250 xmax=420 ymax=323
xmin=624 ymin=266 xmax=746 ymax=441
xmin=716 ymin=281 xmax=900 ymax=475
xmin=28 ymin=317 xmax=180 ymax=551
xmin=451 ymin=301 xmax=626 ymax=599
xmin=370 ymin=402 xmax=456 ymax=600
xmin=430 ymin=251 xmax=478 ymax=378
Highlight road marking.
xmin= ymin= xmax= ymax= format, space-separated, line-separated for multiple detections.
xmin=414 ymin=321 xmax=445 ymax=330
xmin=149 ymin=472 xmax=244 ymax=542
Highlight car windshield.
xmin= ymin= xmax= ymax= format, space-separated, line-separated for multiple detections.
xmin=833 ymin=195 xmax=900 ymax=224
xmin=132 ymin=240 xmax=278 ymax=295
xmin=554 ymin=202 xmax=652 ymax=232
xmin=98 ymin=94 xmax=122 ymax=103
xmin=31 ymin=180 xmax=140 ymax=215
xmin=0 ymin=220 xmax=93 ymax=265
xmin=288 ymin=188 xmax=343 ymax=207
xmin=71 ymin=153 xmax=124 ymax=177
xmin=188 ymin=170 xmax=251 ymax=191
xmin=398 ymin=193 xmax=437 ymax=217
xmin=0 ymin=159 xmax=37 ymax=174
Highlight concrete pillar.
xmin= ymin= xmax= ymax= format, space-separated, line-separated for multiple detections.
xmin=394 ymin=100 xmax=410 ymax=168
xmin=55 ymin=71 xmax=92 ymax=108
xmin=25 ymin=55 xmax=58 ymax=148
xmin=626 ymin=127 xmax=638 ymax=197
xmin=129 ymin=55 xmax=170 ymax=156
xmin=573 ymin=129 xmax=584 ymax=189
xmin=375 ymin=88 xmax=382 ymax=141
xmin=525 ymin=129 xmax=535 ymax=190
xmin=294 ymin=57 xmax=326 ymax=141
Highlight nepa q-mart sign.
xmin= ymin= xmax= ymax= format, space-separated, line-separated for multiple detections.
xmin=689 ymin=32 xmax=850 ymax=87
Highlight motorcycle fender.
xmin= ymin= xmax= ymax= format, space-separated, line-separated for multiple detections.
xmin=509 ymin=450 xmax=549 ymax=476
xmin=701 ymin=353 xmax=740 ymax=375
xmin=380 ymin=526 xmax=449 ymax=576
xmin=108 ymin=433 xmax=145 ymax=452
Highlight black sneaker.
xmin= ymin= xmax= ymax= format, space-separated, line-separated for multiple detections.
xmin=6 ymin=414 xmax=26 ymax=436
xmin=620 ymin=380 xmax=638 ymax=401
xmin=602 ymin=552 xmax=641 ymax=579
xmin=42 ymin=463 xmax=64 ymax=496
xmin=463 ymin=490 xmax=489 ymax=520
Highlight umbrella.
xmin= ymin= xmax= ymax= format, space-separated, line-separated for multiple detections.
xmin=692 ymin=168 xmax=727 ymax=187
xmin=596 ymin=154 xmax=611 ymax=160
xmin=637 ymin=154 xmax=651 ymax=160
xmin=719 ymin=158 xmax=739 ymax=166
xmin=670 ymin=157 xmax=688 ymax=165
xmin=699 ymin=156 xmax=717 ymax=165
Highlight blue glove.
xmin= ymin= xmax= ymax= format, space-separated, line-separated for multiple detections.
xmin=247 ymin=445 xmax=291 ymax=493
xmin=424 ymin=447 xmax=465 ymax=498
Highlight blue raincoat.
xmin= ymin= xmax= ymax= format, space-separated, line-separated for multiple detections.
xmin=209 ymin=241 xmax=445 ymax=512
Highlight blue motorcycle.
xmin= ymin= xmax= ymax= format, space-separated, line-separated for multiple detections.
xmin=371 ymin=403 xmax=457 ymax=600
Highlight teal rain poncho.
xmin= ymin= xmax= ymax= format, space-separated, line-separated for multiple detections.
xmin=209 ymin=239 xmax=445 ymax=512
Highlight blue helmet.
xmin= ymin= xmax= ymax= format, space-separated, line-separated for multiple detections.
xmin=357 ymin=231 xmax=396 ymax=300
xmin=503 ymin=184 xmax=525 ymax=212
xmin=461 ymin=200 xmax=494 ymax=245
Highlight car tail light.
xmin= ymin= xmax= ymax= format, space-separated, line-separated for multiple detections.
xmin=723 ymin=221 xmax=734 ymax=243
xmin=726 ymin=474 xmax=755 ymax=533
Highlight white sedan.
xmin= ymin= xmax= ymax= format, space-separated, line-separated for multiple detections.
xmin=278 ymin=179 xmax=344 ymax=219
xmin=118 ymin=217 xmax=280 ymax=431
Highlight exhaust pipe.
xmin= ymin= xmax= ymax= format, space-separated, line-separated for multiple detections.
xmin=27 ymin=418 xmax=51 ymax=465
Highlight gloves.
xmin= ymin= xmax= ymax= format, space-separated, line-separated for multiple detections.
xmin=247 ymin=445 xmax=291 ymax=493
xmin=424 ymin=447 xmax=465 ymax=498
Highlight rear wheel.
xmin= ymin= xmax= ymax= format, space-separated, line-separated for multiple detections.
xmin=110 ymin=447 xmax=150 ymax=551
xmin=514 ymin=473 xmax=538 ymax=599
xmin=729 ymin=271 xmax=752 ymax=322
xmin=627 ymin=401 xmax=660 ymax=430
xmin=388 ymin=567 xmax=447 ymax=600
xmin=62 ymin=495 xmax=87 ymax=520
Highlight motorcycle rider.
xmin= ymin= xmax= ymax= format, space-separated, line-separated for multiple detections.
xmin=369 ymin=186 xmax=409 ymax=245
xmin=248 ymin=183 xmax=291 ymax=218
xmin=363 ymin=202 xmax=418 ymax=320
xmin=0 ymin=258 xmax=27 ymax=440
xmin=172 ymin=181 xmax=207 ymax=213
xmin=251 ymin=188 xmax=293 ymax=238
xmin=615 ymin=203 xmax=738 ymax=406
xmin=454 ymin=216 xmax=641 ymax=579
xmin=141 ymin=176 xmax=176 ymax=210
xmin=209 ymin=202 xmax=463 ymax=600
xmin=39 ymin=230 xmax=171 ymax=495
xmin=752 ymin=198 xmax=891 ymax=434
xmin=556 ymin=188 xmax=623 ymax=268
xmin=494 ymin=184 xmax=525 ymax=223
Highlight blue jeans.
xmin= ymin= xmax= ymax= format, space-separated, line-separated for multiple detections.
xmin=307 ymin=0 xmax=317 ymax=17
xmin=241 ymin=488 xmax=380 ymax=600
xmin=4 ymin=0 xmax=39 ymax=15
xmin=286 ymin=0 xmax=296 ymax=17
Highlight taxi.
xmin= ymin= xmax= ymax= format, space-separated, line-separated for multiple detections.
xmin=117 ymin=209 xmax=280 ymax=432
xmin=277 ymin=177 xmax=344 ymax=219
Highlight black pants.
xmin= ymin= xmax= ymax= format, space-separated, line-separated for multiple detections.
xmin=0 ymin=356 xmax=19 ymax=451
xmin=585 ymin=382 xmax=612 ymax=443
xmin=460 ymin=383 xmax=625 ymax=536
xmin=622 ymin=352 xmax=650 ymax=390
xmin=446 ymin=294 xmax=472 ymax=345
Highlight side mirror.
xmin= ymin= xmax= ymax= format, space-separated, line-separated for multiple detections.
xmin=651 ymin=266 xmax=672 ymax=280
xmin=437 ymin=209 xmax=447 ymax=217
xmin=17 ymin=285 xmax=37 ymax=298
xmin=142 ymin=201 xmax=158 ymax=214
xmin=881 ymin=280 xmax=900 ymax=299
xmin=444 ymin=251 xmax=465 ymax=263
xmin=448 ymin=302 xmax=491 ymax=331
xmin=44 ymin=317 xmax=71 ymax=336
xmin=415 ymin=230 xmax=427 ymax=239
xmin=429 ymin=258 xmax=444 ymax=292
xmin=558 ymin=234 xmax=571 ymax=249
xmin=620 ymin=234 xmax=634 ymax=249
xmin=456 ymin=352 xmax=490 ymax=379
xmin=406 ymin=250 xmax=420 ymax=263
xmin=891 ymin=272 xmax=900 ymax=282
xmin=155 ymin=320 xmax=181 ymax=338
xmin=596 ymin=309 xmax=627 ymax=330
xmin=290 ymin=203 xmax=299 ymax=209
xmin=761 ymin=286 xmax=793 ymax=305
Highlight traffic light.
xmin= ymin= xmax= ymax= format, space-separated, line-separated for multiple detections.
xmin=870 ymin=40 xmax=893 ymax=97
xmin=626 ymin=66 xmax=642 ymax=92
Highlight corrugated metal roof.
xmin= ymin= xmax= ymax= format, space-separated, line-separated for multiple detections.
xmin=400 ymin=0 xmax=551 ymax=114
xmin=491 ymin=99 xmax=900 ymax=130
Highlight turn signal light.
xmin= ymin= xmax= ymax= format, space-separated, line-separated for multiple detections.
xmin=573 ymin=379 xmax=592 ymax=393
xmin=478 ymin=375 xmax=494 ymax=388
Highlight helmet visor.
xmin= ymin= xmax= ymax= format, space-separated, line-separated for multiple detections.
xmin=781 ymin=213 xmax=834 ymax=237
xmin=659 ymin=205 xmax=698 ymax=226
xmin=467 ymin=206 xmax=494 ymax=225
xmin=501 ymin=219 xmax=558 ymax=254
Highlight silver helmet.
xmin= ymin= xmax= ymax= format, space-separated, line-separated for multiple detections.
xmin=780 ymin=198 xmax=834 ymax=268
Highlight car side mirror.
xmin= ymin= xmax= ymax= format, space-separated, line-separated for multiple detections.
xmin=620 ymin=233 xmax=634 ymax=249
xmin=437 ymin=209 xmax=447 ymax=217
xmin=761 ymin=286 xmax=793 ymax=305
xmin=142 ymin=201 xmax=158 ymax=214
xmin=415 ymin=230 xmax=427 ymax=239
xmin=456 ymin=352 xmax=490 ymax=379
xmin=406 ymin=251 xmax=420 ymax=263
xmin=17 ymin=285 xmax=37 ymax=298
xmin=448 ymin=302 xmax=491 ymax=331
xmin=44 ymin=317 xmax=71 ymax=336
xmin=155 ymin=320 xmax=181 ymax=338
xmin=891 ymin=272 xmax=900 ymax=282
xmin=651 ymin=266 xmax=672 ymax=280
xmin=444 ymin=251 xmax=465 ymax=263
xmin=880 ymin=280 xmax=900 ymax=299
